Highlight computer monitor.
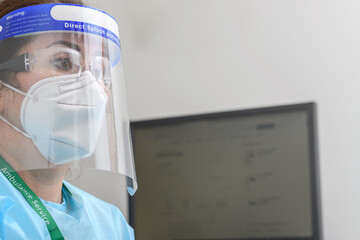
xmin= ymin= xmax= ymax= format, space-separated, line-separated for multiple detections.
xmin=130 ymin=102 xmax=322 ymax=240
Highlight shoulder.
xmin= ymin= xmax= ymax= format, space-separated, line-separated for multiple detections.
xmin=0 ymin=173 xmax=50 ymax=240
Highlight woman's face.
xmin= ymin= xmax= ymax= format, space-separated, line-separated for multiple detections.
xmin=0 ymin=32 xmax=108 ymax=132
xmin=0 ymin=32 xmax=110 ymax=170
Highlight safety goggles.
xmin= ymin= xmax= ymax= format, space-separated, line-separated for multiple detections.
xmin=0 ymin=46 xmax=112 ymax=89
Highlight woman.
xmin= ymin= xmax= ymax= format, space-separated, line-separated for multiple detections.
xmin=0 ymin=0 xmax=137 ymax=239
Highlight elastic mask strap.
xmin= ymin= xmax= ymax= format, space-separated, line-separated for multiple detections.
xmin=0 ymin=80 xmax=31 ymax=138
xmin=0 ymin=115 xmax=30 ymax=138
xmin=0 ymin=80 xmax=32 ymax=98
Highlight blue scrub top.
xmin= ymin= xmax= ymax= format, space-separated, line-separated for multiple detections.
xmin=0 ymin=172 xmax=135 ymax=240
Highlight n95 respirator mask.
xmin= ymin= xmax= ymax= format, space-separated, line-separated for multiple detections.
xmin=0 ymin=71 xmax=108 ymax=165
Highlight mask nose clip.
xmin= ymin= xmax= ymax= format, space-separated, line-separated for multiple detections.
xmin=58 ymin=72 xmax=95 ymax=94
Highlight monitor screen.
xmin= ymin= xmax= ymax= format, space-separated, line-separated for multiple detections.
xmin=130 ymin=103 xmax=321 ymax=240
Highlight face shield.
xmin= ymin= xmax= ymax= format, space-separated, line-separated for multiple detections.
xmin=0 ymin=4 xmax=137 ymax=196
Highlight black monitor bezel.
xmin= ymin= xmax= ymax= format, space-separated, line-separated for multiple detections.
xmin=129 ymin=102 xmax=322 ymax=240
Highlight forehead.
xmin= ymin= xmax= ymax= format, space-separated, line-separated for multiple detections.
xmin=20 ymin=32 xmax=106 ymax=54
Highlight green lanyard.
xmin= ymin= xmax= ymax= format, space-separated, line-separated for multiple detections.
xmin=0 ymin=156 xmax=65 ymax=240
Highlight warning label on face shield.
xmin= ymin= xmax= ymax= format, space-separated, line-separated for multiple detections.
xmin=6 ymin=11 xmax=26 ymax=20
xmin=2 ymin=12 xmax=52 ymax=37
xmin=0 ymin=3 xmax=120 ymax=47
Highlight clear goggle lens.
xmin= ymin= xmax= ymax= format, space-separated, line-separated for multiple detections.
xmin=29 ymin=47 xmax=112 ymax=89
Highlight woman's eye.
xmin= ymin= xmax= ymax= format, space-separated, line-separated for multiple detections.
xmin=51 ymin=57 xmax=73 ymax=71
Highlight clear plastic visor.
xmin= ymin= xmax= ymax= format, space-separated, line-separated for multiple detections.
xmin=0 ymin=32 xmax=137 ymax=196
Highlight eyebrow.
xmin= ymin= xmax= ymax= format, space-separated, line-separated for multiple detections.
xmin=46 ymin=40 xmax=110 ymax=60
xmin=47 ymin=41 xmax=81 ymax=52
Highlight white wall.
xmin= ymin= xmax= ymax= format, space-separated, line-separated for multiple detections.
xmin=94 ymin=0 xmax=360 ymax=239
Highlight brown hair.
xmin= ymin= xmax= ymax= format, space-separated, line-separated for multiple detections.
xmin=0 ymin=0 xmax=86 ymax=88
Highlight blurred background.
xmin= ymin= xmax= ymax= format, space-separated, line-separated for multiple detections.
xmin=86 ymin=1 xmax=360 ymax=239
